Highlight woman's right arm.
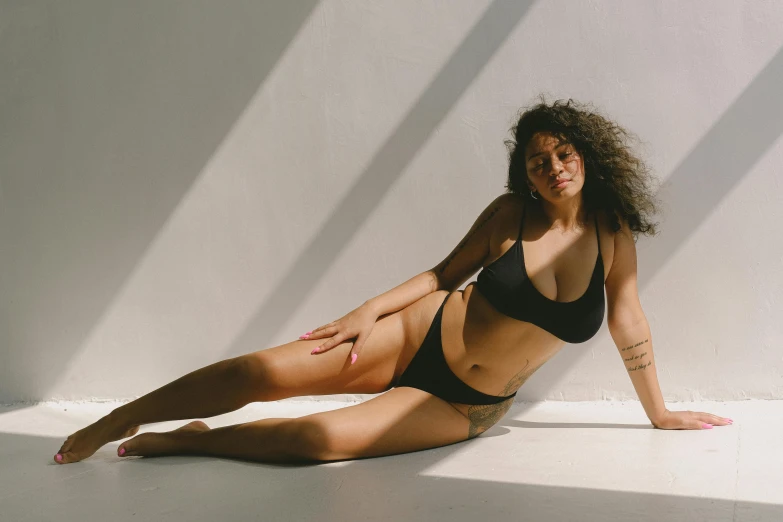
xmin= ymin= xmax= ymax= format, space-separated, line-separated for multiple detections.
xmin=363 ymin=270 xmax=440 ymax=318
xmin=363 ymin=194 xmax=509 ymax=318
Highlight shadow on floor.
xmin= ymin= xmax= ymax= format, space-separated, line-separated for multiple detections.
xmin=1 ymin=430 xmax=778 ymax=522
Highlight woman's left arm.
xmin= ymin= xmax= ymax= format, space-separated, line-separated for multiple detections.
xmin=608 ymin=317 xmax=667 ymax=425
xmin=604 ymin=216 xmax=732 ymax=430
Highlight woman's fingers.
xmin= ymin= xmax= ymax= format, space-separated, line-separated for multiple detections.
xmin=348 ymin=334 xmax=366 ymax=365
xmin=699 ymin=412 xmax=733 ymax=425
xmin=301 ymin=325 xmax=337 ymax=340
xmin=311 ymin=333 xmax=347 ymax=354
xmin=690 ymin=411 xmax=734 ymax=429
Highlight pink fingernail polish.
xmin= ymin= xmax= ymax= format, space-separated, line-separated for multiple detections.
xmin=119 ymin=448 xmax=126 ymax=456
xmin=55 ymin=454 xmax=63 ymax=462
xmin=351 ymin=353 xmax=358 ymax=365
xmin=311 ymin=348 xmax=319 ymax=354
xmin=306 ymin=331 xmax=313 ymax=335
xmin=702 ymin=423 xmax=713 ymax=429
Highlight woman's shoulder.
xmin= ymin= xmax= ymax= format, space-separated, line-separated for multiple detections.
xmin=598 ymin=208 xmax=632 ymax=238
xmin=494 ymin=192 xmax=526 ymax=216
xmin=476 ymin=193 xmax=525 ymax=228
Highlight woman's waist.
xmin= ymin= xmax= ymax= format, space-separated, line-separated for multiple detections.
xmin=446 ymin=283 xmax=560 ymax=369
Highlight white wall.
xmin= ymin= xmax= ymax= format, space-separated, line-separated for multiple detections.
xmin=2 ymin=0 xmax=782 ymax=404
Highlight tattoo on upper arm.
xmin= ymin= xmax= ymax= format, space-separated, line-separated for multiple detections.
xmin=465 ymin=358 xmax=536 ymax=438
xmin=438 ymin=204 xmax=502 ymax=276
xmin=621 ymin=338 xmax=652 ymax=372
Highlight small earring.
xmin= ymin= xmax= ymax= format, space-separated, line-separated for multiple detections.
xmin=530 ymin=189 xmax=538 ymax=200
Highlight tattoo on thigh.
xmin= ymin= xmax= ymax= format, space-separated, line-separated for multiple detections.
xmin=466 ymin=359 xmax=536 ymax=438
xmin=466 ymin=400 xmax=513 ymax=438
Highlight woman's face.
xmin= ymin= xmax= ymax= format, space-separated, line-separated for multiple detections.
xmin=524 ymin=131 xmax=585 ymax=200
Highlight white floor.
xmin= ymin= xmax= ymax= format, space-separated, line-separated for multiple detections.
xmin=0 ymin=399 xmax=780 ymax=522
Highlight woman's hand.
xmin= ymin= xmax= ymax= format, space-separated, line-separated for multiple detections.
xmin=652 ymin=409 xmax=733 ymax=430
xmin=300 ymin=303 xmax=380 ymax=364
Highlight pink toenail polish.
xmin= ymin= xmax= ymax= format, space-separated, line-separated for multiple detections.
xmin=119 ymin=448 xmax=126 ymax=456
xmin=702 ymin=423 xmax=713 ymax=429
xmin=55 ymin=454 xmax=62 ymax=462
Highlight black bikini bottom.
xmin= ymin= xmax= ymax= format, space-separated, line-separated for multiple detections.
xmin=395 ymin=292 xmax=517 ymax=406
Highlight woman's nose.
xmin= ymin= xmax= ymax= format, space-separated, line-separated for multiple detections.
xmin=548 ymin=157 xmax=564 ymax=175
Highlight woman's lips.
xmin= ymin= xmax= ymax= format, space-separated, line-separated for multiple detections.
xmin=552 ymin=180 xmax=570 ymax=189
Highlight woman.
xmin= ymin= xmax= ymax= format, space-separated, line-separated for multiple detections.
xmin=54 ymin=98 xmax=731 ymax=465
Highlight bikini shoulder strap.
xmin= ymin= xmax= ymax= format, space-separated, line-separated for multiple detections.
xmin=517 ymin=203 xmax=526 ymax=241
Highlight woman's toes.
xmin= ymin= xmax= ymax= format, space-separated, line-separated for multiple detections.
xmin=118 ymin=433 xmax=151 ymax=457
xmin=118 ymin=439 xmax=136 ymax=457
xmin=53 ymin=451 xmax=77 ymax=465
xmin=112 ymin=427 xmax=140 ymax=457
xmin=54 ymin=437 xmax=76 ymax=463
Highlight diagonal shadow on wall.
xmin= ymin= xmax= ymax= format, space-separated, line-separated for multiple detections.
xmin=0 ymin=1 xmax=321 ymax=404
xmin=222 ymin=0 xmax=537 ymax=359
xmin=526 ymin=44 xmax=783 ymax=400
xmin=251 ymin=37 xmax=783 ymax=507
xmin=2 ymin=7 xmax=779 ymax=519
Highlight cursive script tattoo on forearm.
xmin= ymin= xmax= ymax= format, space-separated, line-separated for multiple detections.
xmin=620 ymin=338 xmax=648 ymax=352
xmin=621 ymin=338 xmax=652 ymax=372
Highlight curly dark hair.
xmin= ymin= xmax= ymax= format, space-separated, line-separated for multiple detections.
xmin=503 ymin=95 xmax=661 ymax=240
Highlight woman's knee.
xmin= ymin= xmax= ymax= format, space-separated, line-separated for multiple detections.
xmin=234 ymin=352 xmax=309 ymax=402
xmin=226 ymin=354 xmax=272 ymax=397
xmin=282 ymin=419 xmax=340 ymax=462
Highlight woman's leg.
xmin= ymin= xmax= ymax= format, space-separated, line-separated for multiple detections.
xmin=54 ymin=311 xmax=407 ymax=464
xmin=116 ymin=386 xmax=480 ymax=464
xmin=54 ymin=356 xmax=264 ymax=464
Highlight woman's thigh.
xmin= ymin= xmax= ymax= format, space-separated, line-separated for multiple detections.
xmin=243 ymin=305 xmax=409 ymax=401
xmin=393 ymin=290 xmax=452 ymax=383
xmin=291 ymin=386 xmax=474 ymax=461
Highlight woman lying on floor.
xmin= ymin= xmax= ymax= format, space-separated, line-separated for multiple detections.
xmin=54 ymin=97 xmax=731 ymax=465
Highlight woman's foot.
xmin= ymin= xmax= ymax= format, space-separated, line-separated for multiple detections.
xmin=117 ymin=421 xmax=211 ymax=458
xmin=54 ymin=416 xmax=139 ymax=464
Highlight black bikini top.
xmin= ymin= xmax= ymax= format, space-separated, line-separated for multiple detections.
xmin=475 ymin=204 xmax=605 ymax=343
